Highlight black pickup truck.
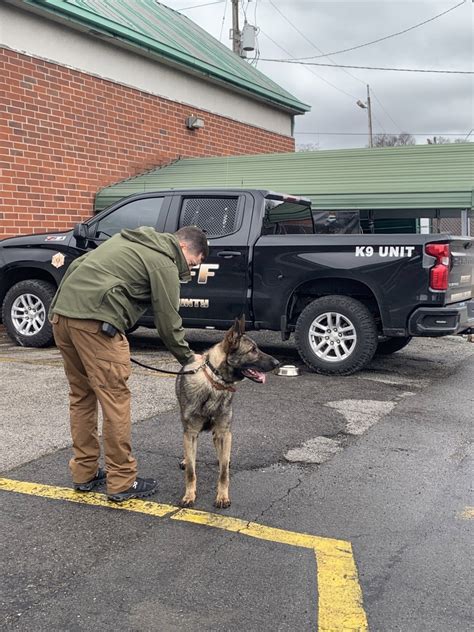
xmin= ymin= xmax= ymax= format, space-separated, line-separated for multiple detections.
xmin=1 ymin=189 xmax=473 ymax=374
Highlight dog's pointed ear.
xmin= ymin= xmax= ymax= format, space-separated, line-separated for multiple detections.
xmin=223 ymin=316 xmax=245 ymax=354
xmin=236 ymin=314 xmax=245 ymax=336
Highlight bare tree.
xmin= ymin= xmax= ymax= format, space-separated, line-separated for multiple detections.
xmin=372 ymin=132 xmax=416 ymax=147
xmin=426 ymin=136 xmax=465 ymax=144
xmin=296 ymin=142 xmax=319 ymax=152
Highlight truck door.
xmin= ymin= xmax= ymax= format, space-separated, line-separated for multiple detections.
xmin=164 ymin=192 xmax=254 ymax=328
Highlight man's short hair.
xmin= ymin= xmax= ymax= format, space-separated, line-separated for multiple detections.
xmin=175 ymin=225 xmax=209 ymax=259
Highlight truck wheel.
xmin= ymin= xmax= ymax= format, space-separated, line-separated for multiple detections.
xmin=376 ymin=336 xmax=412 ymax=355
xmin=295 ymin=295 xmax=378 ymax=375
xmin=2 ymin=280 xmax=56 ymax=347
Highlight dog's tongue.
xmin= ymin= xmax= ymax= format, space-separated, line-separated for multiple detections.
xmin=243 ymin=368 xmax=266 ymax=383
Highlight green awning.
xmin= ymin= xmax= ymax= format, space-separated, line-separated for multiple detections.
xmin=95 ymin=143 xmax=474 ymax=213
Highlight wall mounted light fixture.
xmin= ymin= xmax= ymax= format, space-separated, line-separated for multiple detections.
xmin=186 ymin=115 xmax=205 ymax=130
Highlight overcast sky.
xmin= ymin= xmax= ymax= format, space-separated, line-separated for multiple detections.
xmin=163 ymin=0 xmax=473 ymax=150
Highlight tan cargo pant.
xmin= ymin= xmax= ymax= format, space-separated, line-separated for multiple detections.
xmin=52 ymin=315 xmax=137 ymax=494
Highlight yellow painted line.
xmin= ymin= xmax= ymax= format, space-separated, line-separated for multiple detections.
xmin=172 ymin=509 xmax=368 ymax=632
xmin=0 ymin=478 xmax=176 ymax=517
xmin=171 ymin=507 xmax=341 ymax=548
xmin=460 ymin=506 xmax=474 ymax=519
xmin=0 ymin=478 xmax=368 ymax=631
xmin=316 ymin=541 xmax=367 ymax=632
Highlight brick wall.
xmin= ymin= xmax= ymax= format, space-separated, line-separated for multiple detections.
xmin=0 ymin=48 xmax=295 ymax=239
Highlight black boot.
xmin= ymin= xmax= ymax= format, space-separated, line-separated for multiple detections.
xmin=73 ymin=467 xmax=106 ymax=492
xmin=107 ymin=477 xmax=157 ymax=503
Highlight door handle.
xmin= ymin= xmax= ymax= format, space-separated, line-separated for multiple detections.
xmin=217 ymin=251 xmax=242 ymax=258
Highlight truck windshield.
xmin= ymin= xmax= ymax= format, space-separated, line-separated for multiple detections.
xmin=263 ymin=198 xmax=314 ymax=235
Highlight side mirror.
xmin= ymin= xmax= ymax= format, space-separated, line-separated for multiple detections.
xmin=73 ymin=223 xmax=91 ymax=248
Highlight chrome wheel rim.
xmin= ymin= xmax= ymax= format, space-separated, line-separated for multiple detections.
xmin=308 ymin=311 xmax=357 ymax=362
xmin=11 ymin=293 xmax=46 ymax=336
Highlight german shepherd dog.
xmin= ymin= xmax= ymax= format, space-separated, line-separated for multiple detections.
xmin=176 ymin=317 xmax=279 ymax=509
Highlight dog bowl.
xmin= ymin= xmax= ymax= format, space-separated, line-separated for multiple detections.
xmin=276 ymin=364 xmax=301 ymax=377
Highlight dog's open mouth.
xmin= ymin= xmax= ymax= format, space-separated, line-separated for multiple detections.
xmin=241 ymin=368 xmax=266 ymax=383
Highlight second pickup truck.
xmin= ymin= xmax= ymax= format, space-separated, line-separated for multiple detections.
xmin=1 ymin=188 xmax=473 ymax=374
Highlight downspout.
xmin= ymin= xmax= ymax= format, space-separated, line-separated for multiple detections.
xmin=461 ymin=209 xmax=470 ymax=236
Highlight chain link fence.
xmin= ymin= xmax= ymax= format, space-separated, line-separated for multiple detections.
xmin=439 ymin=216 xmax=473 ymax=236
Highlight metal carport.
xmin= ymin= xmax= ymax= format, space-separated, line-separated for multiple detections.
xmin=95 ymin=143 xmax=474 ymax=235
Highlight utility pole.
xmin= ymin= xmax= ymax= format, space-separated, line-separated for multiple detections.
xmin=366 ymin=84 xmax=373 ymax=148
xmin=231 ymin=0 xmax=241 ymax=55
xmin=356 ymin=84 xmax=374 ymax=148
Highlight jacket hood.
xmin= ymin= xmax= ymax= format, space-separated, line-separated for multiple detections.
xmin=121 ymin=227 xmax=191 ymax=281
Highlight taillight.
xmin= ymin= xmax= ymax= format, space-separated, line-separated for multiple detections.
xmin=425 ymin=243 xmax=450 ymax=291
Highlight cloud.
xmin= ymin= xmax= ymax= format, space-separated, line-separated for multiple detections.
xmin=166 ymin=0 xmax=473 ymax=148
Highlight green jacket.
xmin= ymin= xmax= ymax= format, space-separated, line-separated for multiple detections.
xmin=50 ymin=228 xmax=193 ymax=365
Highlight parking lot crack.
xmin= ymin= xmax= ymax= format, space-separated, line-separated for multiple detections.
xmin=251 ymin=473 xmax=305 ymax=524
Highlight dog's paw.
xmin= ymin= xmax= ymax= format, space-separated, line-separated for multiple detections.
xmin=214 ymin=497 xmax=231 ymax=509
xmin=179 ymin=496 xmax=195 ymax=508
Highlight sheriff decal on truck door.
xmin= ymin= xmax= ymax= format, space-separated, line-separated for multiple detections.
xmin=180 ymin=298 xmax=210 ymax=308
xmin=183 ymin=263 xmax=220 ymax=284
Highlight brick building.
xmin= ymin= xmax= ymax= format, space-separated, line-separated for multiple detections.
xmin=0 ymin=0 xmax=309 ymax=239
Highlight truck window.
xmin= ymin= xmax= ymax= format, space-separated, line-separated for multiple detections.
xmin=263 ymin=200 xmax=314 ymax=235
xmin=95 ymin=197 xmax=165 ymax=237
xmin=313 ymin=211 xmax=361 ymax=234
xmin=178 ymin=197 xmax=239 ymax=238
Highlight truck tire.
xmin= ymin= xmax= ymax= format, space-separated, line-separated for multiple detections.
xmin=376 ymin=336 xmax=412 ymax=355
xmin=295 ymin=295 xmax=378 ymax=375
xmin=2 ymin=280 xmax=56 ymax=347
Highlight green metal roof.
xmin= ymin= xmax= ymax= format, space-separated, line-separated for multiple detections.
xmin=19 ymin=0 xmax=309 ymax=114
xmin=95 ymin=143 xmax=474 ymax=212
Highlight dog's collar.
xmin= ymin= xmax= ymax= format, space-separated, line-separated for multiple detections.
xmin=202 ymin=358 xmax=236 ymax=392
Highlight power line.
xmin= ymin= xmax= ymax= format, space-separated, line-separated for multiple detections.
xmin=370 ymin=88 xmax=402 ymax=132
xmin=259 ymin=30 xmax=358 ymax=100
xmin=259 ymin=59 xmax=473 ymax=74
xmin=218 ymin=0 xmax=227 ymax=41
xmin=265 ymin=0 xmax=394 ymax=134
xmin=273 ymin=1 xmax=466 ymax=61
xmin=177 ymin=0 xmax=225 ymax=11
xmin=262 ymin=0 xmax=398 ymax=129
xmin=267 ymin=0 xmax=364 ymax=85
xmin=294 ymin=132 xmax=469 ymax=137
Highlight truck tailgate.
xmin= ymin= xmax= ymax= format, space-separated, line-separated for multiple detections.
xmin=446 ymin=238 xmax=474 ymax=304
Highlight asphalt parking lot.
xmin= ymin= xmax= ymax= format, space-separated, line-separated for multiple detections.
xmin=1 ymin=326 xmax=473 ymax=631
xmin=1 ymin=326 xmax=472 ymax=474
